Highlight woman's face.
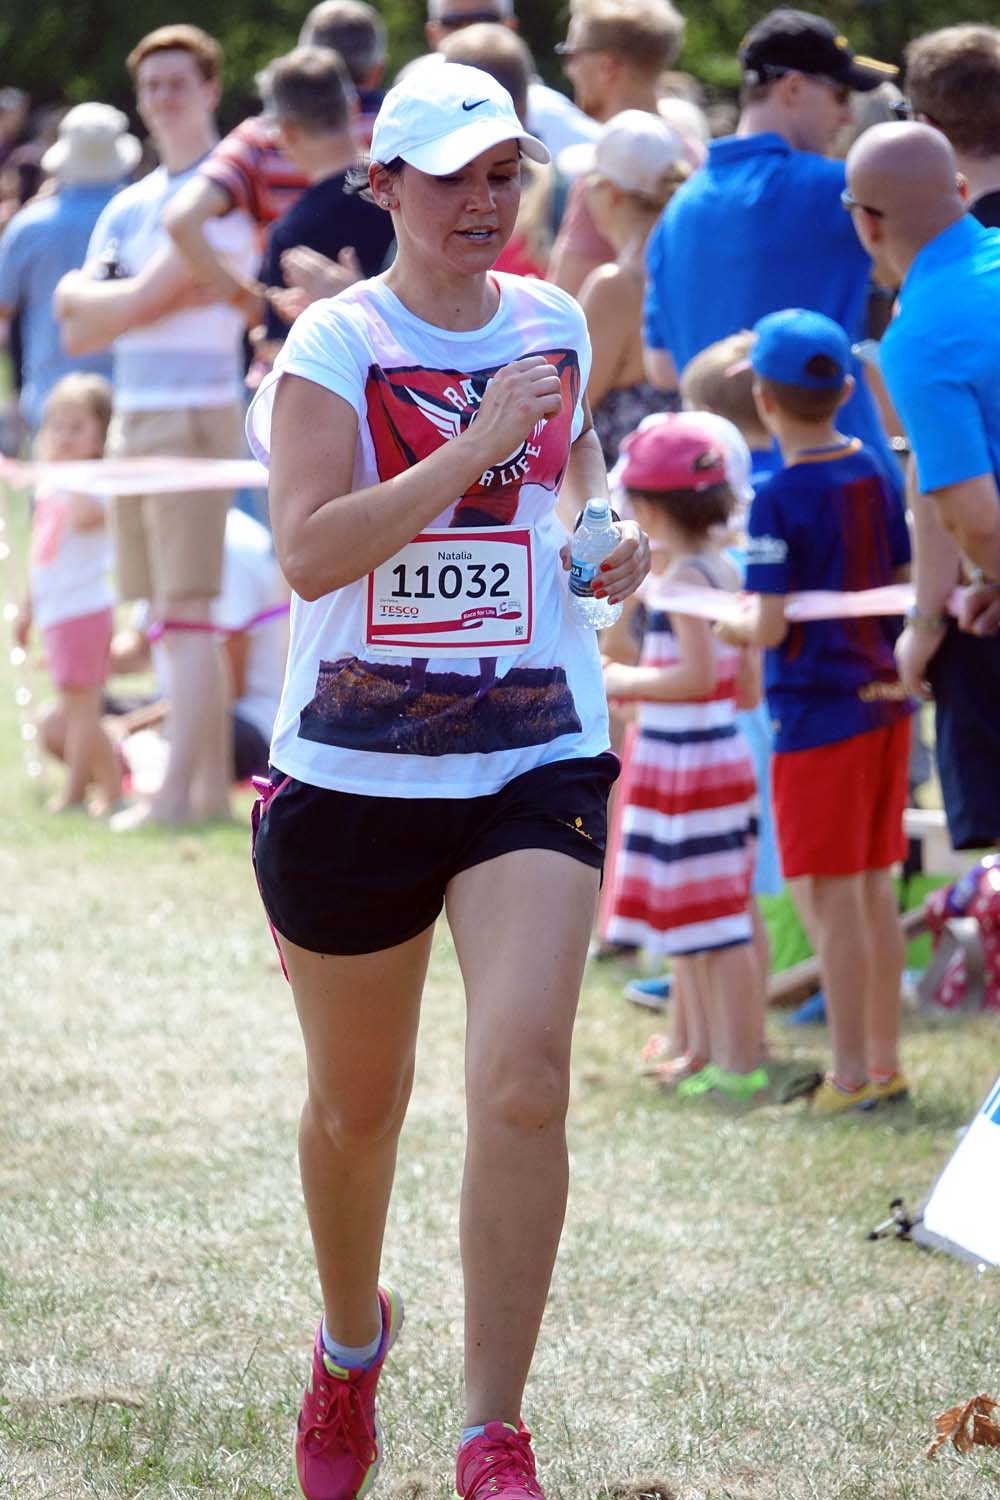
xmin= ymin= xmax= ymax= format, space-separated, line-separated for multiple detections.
xmin=378 ymin=141 xmax=522 ymax=276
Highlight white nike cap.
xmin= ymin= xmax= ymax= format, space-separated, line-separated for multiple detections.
xmin=370 ymin=62 xmax=550 ymax=175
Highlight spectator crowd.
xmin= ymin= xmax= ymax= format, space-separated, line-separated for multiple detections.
xmin=2 ymin=0 xmax=999 ymax=1108
xmin=5 ymin=5 xmax=1000 ymax=1496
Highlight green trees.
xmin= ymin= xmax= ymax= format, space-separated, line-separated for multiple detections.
xmin=6 ymin=1 xmax=1000 ymax=124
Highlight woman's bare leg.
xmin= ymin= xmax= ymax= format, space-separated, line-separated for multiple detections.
xmin=446 ymin=849 xmax=599 ymax=1428
xmin=280 ymin=924 xmax=433 ymax=1345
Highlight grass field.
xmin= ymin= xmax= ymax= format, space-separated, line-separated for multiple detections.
xmin=1 ymin=482 xmax=999 ymax=1499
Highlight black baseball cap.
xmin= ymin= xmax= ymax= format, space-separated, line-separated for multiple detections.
xmin=739 ymin=9 xmax=898 ymax=93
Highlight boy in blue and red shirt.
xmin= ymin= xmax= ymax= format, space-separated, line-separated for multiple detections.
xmin=719 ymin=308 xmax=913 ymax=1114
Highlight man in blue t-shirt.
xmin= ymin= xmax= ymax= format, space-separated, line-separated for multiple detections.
xmin=643 ymin=8 xmax=900 ymax=489
xmin=718 ymin=308 xmax=912 ymax=1116
xmin=0 ymin=103 xmax=137 ymax=435
xmin=845 ymin=120 xmax=1000 ymax=849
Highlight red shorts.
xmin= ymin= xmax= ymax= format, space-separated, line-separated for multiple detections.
xmin=772 ymin=716 xmax=911 ymax=879
xmin=42 ymin=607 xmax=114 ymax=691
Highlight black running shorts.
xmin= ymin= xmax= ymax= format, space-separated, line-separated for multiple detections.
xmin=252 ymin=753 xmax=619 ymax=956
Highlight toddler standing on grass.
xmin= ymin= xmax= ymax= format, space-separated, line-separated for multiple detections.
xmin=602 ymin=413 xmax=767 ymax=1103
xmin=15 ymin=373 xmax=122 ymax=814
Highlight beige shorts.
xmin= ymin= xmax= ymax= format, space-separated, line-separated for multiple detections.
xmin=107 ymin=403 xmax=244 ymax=604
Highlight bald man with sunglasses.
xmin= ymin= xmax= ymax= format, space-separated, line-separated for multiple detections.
xmin=845 ymin=121 xmax=1000 ymax=852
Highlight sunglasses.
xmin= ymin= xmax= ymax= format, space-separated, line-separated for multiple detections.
xmin=758 ymin=66 xmax=851 ymax=105
xmin=554 ymin=41 xmax=602 ymax=61
xmin=437 ymin=10 xmax=508 ymax=27
xmin=840 ymin=187 xmax=884 ymax=218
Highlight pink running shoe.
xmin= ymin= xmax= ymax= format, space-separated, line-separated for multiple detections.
xmin=295 ymin=1283 xmax=404 ymax=1500
xmin=455 ymin=1421 xmax=544 ymax=1500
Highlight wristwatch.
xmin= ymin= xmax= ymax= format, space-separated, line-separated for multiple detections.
xmin=906 ymin=604 xmax=946 ymax=632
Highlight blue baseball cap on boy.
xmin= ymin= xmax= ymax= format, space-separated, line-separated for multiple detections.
xmin=750 ymin=309 xmax=851 ymax=389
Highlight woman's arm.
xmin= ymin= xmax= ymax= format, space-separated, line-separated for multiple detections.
xmin=557 ymin=406 xmax=607 ymax=530
xmin=268 ymin=356 xmax=563 ymax=600
xmin=558 ymin=410 xmax=650 ymax=603
xmin=578 ymin=265 xmax=628 ymax=413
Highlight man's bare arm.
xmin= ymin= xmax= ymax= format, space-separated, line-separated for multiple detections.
xmin=55 ymin=245 xmax=209 ymax=356
xmin=929 ymin=471 xmax=1000 ymax=581
xmin=164 ymin=173 xmax=263 ymax=316
xmin=910 ymin=468 xmax=962 ymax=615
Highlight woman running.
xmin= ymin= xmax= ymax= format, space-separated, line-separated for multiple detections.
xmin=246 ymin=63 xmax=649 ymax=1500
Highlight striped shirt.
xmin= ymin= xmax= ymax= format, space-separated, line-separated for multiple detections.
xmin=201 ymin=91 xmax=384 ymax=228
xmin=202 ymin=117 xmax=309 ymax=227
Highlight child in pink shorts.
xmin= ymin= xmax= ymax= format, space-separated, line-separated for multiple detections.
xmin=15 ymin=374 xmax=122 ymax=813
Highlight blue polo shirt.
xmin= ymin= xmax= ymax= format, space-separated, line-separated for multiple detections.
xmin=744 ymin=439 xmax=912 ymax=753
xmin=644 ymin=132 xmax=900 ymax=492
xmin=880 ymin=213 xmax=1000 ymax=494
xmin=0 ymin=183 xmax=118 ymax=431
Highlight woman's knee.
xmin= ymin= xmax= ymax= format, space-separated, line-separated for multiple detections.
xmin=468 ymin=1044 xmax=571 ymax=1136
xmin=303 ymin=1067 xmax=413 ymax=1152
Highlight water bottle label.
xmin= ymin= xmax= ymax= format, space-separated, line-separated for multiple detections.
xmin=569 ymin=559 xmax=599 ymax=598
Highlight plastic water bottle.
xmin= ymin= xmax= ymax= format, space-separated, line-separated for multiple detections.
xmin=569 ymin=497 xmax=623 ymax=628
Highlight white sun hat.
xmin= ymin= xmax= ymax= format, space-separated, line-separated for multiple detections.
xmin=370 ymin=62 xmax=549 ymax=174
xmin=41 ymin=102 xmax=141 ymax=186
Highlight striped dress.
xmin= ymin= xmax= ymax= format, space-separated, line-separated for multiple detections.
xmin=608 ymin=570 xmax=758 ymax=956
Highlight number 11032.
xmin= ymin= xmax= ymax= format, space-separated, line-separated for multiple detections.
xmin=390 ymin=561 xmax=511 ymax=601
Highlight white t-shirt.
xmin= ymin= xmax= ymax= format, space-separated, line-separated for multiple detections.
xmin=87 ymin=163 xmax=257 ymax=412
xmin=29 ymin=489 xmax=115 ymax=630
xmin=247 ymin=272 xmax=610 ymax=799
xmin=213 ymin=509 xmax=288 ymax=744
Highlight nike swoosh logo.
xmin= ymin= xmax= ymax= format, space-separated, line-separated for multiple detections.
xmin=462 ymin=99 xmax=489 ymax=111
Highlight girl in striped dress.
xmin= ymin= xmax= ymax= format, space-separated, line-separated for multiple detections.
xmin=602 ymin=414 xmax=767 ymax=1102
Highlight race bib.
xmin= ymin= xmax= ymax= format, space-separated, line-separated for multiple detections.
xmin=364 ymin=527 xmax=533 ymax=658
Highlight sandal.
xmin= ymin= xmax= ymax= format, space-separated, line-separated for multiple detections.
xmin=649 ymin=1052 xmax=710 ymax=1087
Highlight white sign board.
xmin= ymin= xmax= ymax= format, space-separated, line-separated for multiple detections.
xmin=915 ymin=1076 xmax=1000 ymax=1265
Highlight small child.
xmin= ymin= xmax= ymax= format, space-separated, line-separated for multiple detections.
xmin=717 ymin=308 xmax=913 ymax=1114
xmin=602 ymin=413 xmax=767 ymax=1103
xmin=680 ymin=330 xmax=778 ymax=494
xmin=678 ymin=345 xmax=789 ymax=1019
xmin=15 ymin=374 xmax=122 ymax=814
